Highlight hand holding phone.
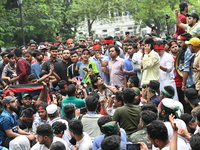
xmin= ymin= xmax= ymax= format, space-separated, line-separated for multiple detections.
xmin=126 ymin=144 xmax=140 ymax=150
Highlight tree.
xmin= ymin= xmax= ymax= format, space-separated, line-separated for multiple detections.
xmin=124 ymin=0 xmax=200 ymax=36
xmin=67 ymin=0 xmax=118 ymax=36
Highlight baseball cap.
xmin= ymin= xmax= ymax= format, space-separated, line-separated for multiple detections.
xmin=46 ymin=104 xmax=58 ymax=114
xmin=184 ymin=88 xmax=200 ymax=105
xmin=185 ymin=37 xmax=200 ymax=47
xmin=38 ymin=45 xmax=47 ymax=50
xmin=187 ymin=13 xmax=199 ymax=20
xmin=22 ymin=93 xmax=32 ymax=99
xmin=2 ymin=96 xmax=17 ymax=106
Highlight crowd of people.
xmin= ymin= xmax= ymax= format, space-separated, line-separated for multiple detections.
xmin=0 ymin=1 xmax=200 ymax=150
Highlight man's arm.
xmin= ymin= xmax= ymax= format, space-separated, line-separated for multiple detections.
xmin=175 ymin=9 xmax=186 ymax=29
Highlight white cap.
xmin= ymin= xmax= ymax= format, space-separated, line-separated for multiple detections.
xmin=46 ymin=104 xmax=58 ymax=114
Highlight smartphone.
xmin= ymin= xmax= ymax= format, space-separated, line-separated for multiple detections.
xmin=126 ymin=144 xmax=140 ymax=150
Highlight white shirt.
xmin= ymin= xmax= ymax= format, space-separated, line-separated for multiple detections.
xmin=31 ymin=136 xmax=69 ymax=150
xmin=76 ymin=132 xmax=92 ymax=150
xmin=159 ymin=52 xmax=178 ymax=101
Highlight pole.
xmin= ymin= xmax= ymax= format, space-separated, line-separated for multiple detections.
xmin=19 ymin=4 xmax=25 ymax=45
xmin=166 ymin=18 xmax=169 ymax=35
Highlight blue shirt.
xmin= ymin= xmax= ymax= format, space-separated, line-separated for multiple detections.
xmin=93 ymin=128 xmax=127 ymax=150
xmin=77 ymin=62 xmax=88 ymax=78
xmin=150 ymin=95 xmax=160 ymax=106
xmin=31 ymin=61 xmax=42 ymax=79
xmin=90 ymin=55 xmax=110 ymax=85
xmin=0 ymin=109 xmax=18 ymax=143
xmin=124 ymin=58 xmax=135 ymax=77
xmin=184 ymin=48 xmax=195 ymax=87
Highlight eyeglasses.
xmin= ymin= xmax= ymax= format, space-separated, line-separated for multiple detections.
xmin=79 ymin=40 xmax=86 ymax=42
xmin=67 ymin=43 xmax=73 ymax=45
xmin=127 ymin=48 xmax=133 ymax=50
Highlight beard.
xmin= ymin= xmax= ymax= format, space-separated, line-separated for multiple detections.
xmin=189 ymin=127 xmax=196 ymax=134
xmin=10 ymin=105 xmax=18 ymax=112
xmin=37 ymin=58 xmax=43 ymax=61
xmin=63 ymin=57 xmax=70 ymax=60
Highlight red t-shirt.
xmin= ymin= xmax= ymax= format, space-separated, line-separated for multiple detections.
xmin=174 ymin=14 xmax=186 ymax=37
xmin=173 ymin=57 xmax=182 ymax=87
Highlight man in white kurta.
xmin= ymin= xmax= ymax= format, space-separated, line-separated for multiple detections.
xmin=154 ymin=41 xmax=178 ymax=101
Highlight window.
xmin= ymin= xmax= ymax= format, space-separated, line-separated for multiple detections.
xmin=127 ymin=27 xmax=133 ymax=30
xmin=102 ymin=30 xmax=107 ymax=33
xmin=115 ymin=28 xmax=120 ymax=31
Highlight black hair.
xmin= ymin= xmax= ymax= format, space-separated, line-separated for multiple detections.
xmin=1 ymin=52 xmax=8 ymax=57
xmin=28 ymin=74 xmax=37 ymax=81
xmin=144 ymin=37 xmax=154 ymax=50
xmin=101 ymin=135 xmax=120 ymax=150
xmin=58 ymin=49 xmax=62 ymax=52
xmin=129 ymin=75 xmax=139 ymax=87
xmin=195 ymin=109 xmax=200 ymax=122
xmin=39 ymin=71 xmax=49 ymax=78
xmin=29 ymin=41 xmax=37 ymax=46
xmin=97 ymin=115 xmax=112 ymax=128
xmin=146 ymin=120 xmax=168 ymax=142
xmin=115 ymin=91 xmax=124 ymax=105
xmin=36 ymin=124 xmax=53 ymax=138
xmin=66 ymin=84 xmax=76 ymax=96
xmin=68 ymin=120 xmax=83 ymax=135
xmin=162 ymin=86 xmax=175 ymax=98
xmin=50 ymin=45 xmax=58 ymax=51
xmin=70 ymin=51 xmax=78 ymax=55
xmin=123 ymin=88 xmax=135 ymax=104
xmin=58 ymin=80 xmax=67 ymax=89
xmin=64 ymin=104 xmax=75 ymax=118
xmin=22 ymin=107 xmax=34 ymax=117
xmin=14 ymin=48 xmax=22 ymax=57
xmin=154 ymin=40 xmax=164 ymax=46
xmin=179 ymin=2 xmax=188 ymax=11
xmin=85 ymin=95 xmax=98 ymax=111
xmin=91 ymin=75 xmax=100 ymax=89
xmin=32 ymin=50 xmax=41 ymax=58
xmin=109 ymin=45 xmax=120 ymax=56
xmin=7 ymin=52 xmax=15 ymax=59
xmin=128 ymin=43 xmax=138 ymax=49
xmin=124 ymin=38 xmax=134 ymax=43
xmin=89 ymin=91 xmax=100 ymax=100
xmin=190 ymin=133 xmax=200 ymax=150
xmin=141 ymin=110 xmax=157 ymax=125
xmin=37 ymin=102 xmax=48 ymax=110
xmin=141 ymin=102 xmax=158 ymax=114
xmin=180 ymin=113 xmax=195 ymax=126
xmin=50 ymin=141 xmax=66 ymax=150
xmin=104 ymin=36 xmax=114 ymax=40
xmin=52 ymin=121 xmax=67 ymax=134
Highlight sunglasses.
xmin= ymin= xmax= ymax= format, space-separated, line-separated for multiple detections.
xmin=79 ymin=40 xmax=86 ymax=42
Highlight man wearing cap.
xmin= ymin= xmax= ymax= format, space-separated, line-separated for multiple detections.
xmin=185 ymin=37 xmax=200 ymax=91
xmin=46 ymin=104 xmax=71 ymax=147
xmin=90 ymin=44 xmax=110 ymax=85
xmin=0 ymin=96 xmax=34 ymax=148
xmin=175 ymin=9 xmax=200 ymax=37
xmin=184 ymin=88 xmax=200 ymax=117
xmin=18 ymin=93 xmax=33 ymax=117
xmin=31 ymin=124 xmax=68 ymax=150
xmin=78 ymin=36 xmax=87 ymax=46
xmin=154 ymin=40 xmax=178 ymax=101
xmin=174 ymin=2 xmax=188 ymax=37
